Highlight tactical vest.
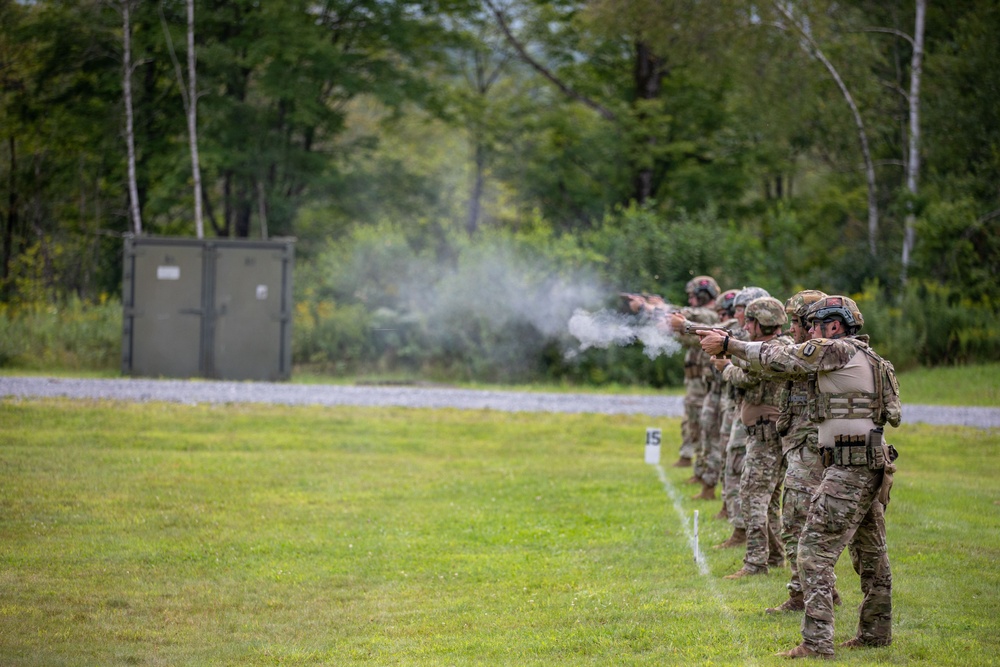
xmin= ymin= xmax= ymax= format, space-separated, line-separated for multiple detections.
xmin=807 ymin=338 xmax=902 ymax=432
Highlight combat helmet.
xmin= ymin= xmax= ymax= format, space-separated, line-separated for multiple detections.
xmin=716 ymin=288 xmax=739 ymax=317
xmin=806 ymin=295 xmax=864 ymax=331
xmin=745 ymin=296 xmax=788 ymax=327
xmin=685 ymin=275 xmax=720 ymax=303
xmin=733 ymin=286 xmax=770 ymax=309
xmin=785 ymin=289 xmax=827 ymax=321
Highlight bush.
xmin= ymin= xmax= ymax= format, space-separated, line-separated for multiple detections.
xmin=855 ymin=280 xmax=1000 ymax=369
xmin=0 ymin=296 xmax=122 ymax=371
xmin=294 ymin=221 xmax=695 ymax=385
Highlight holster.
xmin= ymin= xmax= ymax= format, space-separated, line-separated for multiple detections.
xmin=819 ymin=446 xmax=834 ymax=468
xmin=866 ymin=428 xmax=885 ymax=470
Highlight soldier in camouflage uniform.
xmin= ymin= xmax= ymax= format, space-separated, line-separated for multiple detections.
xmin=719 ymin=296 xmax=791 ymax=578
xmin=698 ymin=296 xmax=900 ymax=659
xmin=708 ymin=289 xmax=742 ymax=518
xmin=766 ymin=290 xmax=836 ymax=614
xmin=670 ymin=287 xmax=736 ymax=501
xmin=671 ymin=276 xmax=721 ymax=471
xmin=712 ymin=286 xmax=769 ymax=550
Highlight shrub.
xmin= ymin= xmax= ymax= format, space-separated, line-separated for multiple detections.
xmin=0 ymin=296 xmax=122 ymax=371
xmin=855 ymin=280 xmax=1000 ymax=369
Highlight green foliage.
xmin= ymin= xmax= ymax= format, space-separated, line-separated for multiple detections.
xmin=855 ymin=280 xmax=1000 ymax=369
xmin=2 ymin=0 xmax=998 ymax=378
xmin=0 ymin=296 xmax=121 ymax=370
xmin=584 ymin=202 xmax=768 ymax=300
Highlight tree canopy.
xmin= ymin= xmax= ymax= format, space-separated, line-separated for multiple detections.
xmin=1 ymin=0 xmax=997 ymax=311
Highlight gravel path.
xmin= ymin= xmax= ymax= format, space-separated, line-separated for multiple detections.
xmin=2 ymin=376 xmax=997 ymax=429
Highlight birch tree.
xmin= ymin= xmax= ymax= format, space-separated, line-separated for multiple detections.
xmin=900 ymin=0 xmax=926 ymax=283
xmin=121 ymin=0 xmax=143 ymax=234
xmin=161 ymin=0 xmax=204 ymax=238
xmin=766 ymin=1 xmax=880 ymax=257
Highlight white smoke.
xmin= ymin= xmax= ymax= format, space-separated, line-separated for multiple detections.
xmin=567 ymin=309 xmax=681 ymax=360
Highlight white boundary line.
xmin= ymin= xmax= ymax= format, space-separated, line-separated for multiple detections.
xmin=655 ymin=463 xmax=759 ymax=666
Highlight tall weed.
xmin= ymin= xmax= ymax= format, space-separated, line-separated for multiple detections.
xmin=0 ymin=297 xmax=122 ymax=371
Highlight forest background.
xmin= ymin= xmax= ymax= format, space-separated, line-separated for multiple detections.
xmin=0 ymin=0 xmax=997 ymax=386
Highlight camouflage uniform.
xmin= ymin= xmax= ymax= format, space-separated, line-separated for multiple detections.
xmin=721 ymin=411 xmax=747 ymax=530
xmin=695 ymin=361 xmax=723 ymax=486
xmin=771 ymin=289 xmax=828 ymax=610
xmin=724 ymin=335 xmax=792 ymax=573
xmin=776 ymin=380 xmax=825 ymax=600
xmin=676 ymin=306 xmax=719 ymax=465
xmin=736 ymin=307 xmax=901 ymax=656
xmin=709 ymin=316 xmax=747 ymax=503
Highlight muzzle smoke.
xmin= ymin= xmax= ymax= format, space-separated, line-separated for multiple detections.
xmin=566 ymin=309 xmax=681 ymax=360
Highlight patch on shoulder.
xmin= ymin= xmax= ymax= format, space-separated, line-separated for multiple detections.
xmin=797 ymin=339 xmax=832 ymax=360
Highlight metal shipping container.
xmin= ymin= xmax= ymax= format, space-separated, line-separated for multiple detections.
xmin=122 ymin=235 xmax=294 ymax=381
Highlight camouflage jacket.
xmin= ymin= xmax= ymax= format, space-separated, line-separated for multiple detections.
xmin=736 ymin=334 xmax=902 ymax=447
xmin=724 ymin=334 xmax=793 ymax=424
xmin=676 ymin=306 xmax=719 ymax=376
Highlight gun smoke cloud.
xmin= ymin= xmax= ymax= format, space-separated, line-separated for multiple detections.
xmin=566 ymin=309 xmax=681 ymax=360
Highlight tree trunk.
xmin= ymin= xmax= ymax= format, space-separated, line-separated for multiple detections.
xmin=187 ymin=0 xmax=204 ymax=239
xmin=901 ymin=0 xmax=926 ymax=284
xmin=256 ymin=177 xmax=268 ymax=239
xmin=2 ymin=136 xmax=16 ymax=285
xmin=771 ymin=2 xmax=879 ymax=256
xmin=466 ymin=139 xmax=486 ymax=237
xmin=122 ymin=0 xmax=143 ymax=235
xmin=235 ymin=181 xmax=252 ymax=237
xmin=632 ymin=40 xmax=662 ymax=204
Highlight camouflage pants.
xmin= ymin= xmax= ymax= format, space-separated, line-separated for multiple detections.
xmin=680 ymin=377 xmax=707 ymax=460
xmin=780 ymin=434 xmax=825 ymax=595
xmin=740 ymin=422 xmax=786 ymax=571
xmin=693 ymin=388 xmax=723 ymax=486
xmin=799 ymin=465 xmax=892 ymax=654
xmin=723 ymin=415 xmax=747 ymax=529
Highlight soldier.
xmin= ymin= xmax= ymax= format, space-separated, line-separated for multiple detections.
xmin=766 ymin=290 xmax=838 ymax=614
xmin=670 ymin=276 xmax=721 ymax=470
xmin=713 ymin=286 xmax=769 ymax=550
xmin=671 ymin=287 xmax=742 ymax=502
xmin=698 ymin=296 xmax=901 ymax=659
xmin=718 ymin=296 xmax=792 ymax=578
xmin=705 ymin=288 xmax=743 ymax=508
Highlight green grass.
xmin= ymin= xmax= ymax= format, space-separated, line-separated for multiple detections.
xmin=895 ymin=362 xmax=1000 ymax=407
xmin=1 ymin=399 xmax=997 ymax=666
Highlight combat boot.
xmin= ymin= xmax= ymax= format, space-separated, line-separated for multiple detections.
xmin=776 ymin=643 xmax=834 ymax=660
xmin=724 ymin=565 xmax=766 ymax=579
xmin=714 ymin=502 xmax=729 ymax=520
xmin=840 ymin=636 xmax=890 ymax=649
xmin=691 ymin=483 xmax=716 ymax=500
xmin=685 ymin=474 xmax=701 ymax=485
xmin=713 ymin=527 xmax=746 ymax=549
xmin=672 ymin=456 xmax=693 ymax=468
xmin=766 ymin=591 xmax=804 ymax=614
xmin=833 ymin=588 xmax=842 ymax=606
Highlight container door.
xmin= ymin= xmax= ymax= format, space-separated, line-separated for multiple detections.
xmin=210 ymin=245 xmax=289 ymax=381
xmin=125 ymin=243 xmax=205 ymax=378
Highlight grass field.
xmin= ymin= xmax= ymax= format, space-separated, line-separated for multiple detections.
xmin=1 ymin=399 xmax=998 ymax=666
